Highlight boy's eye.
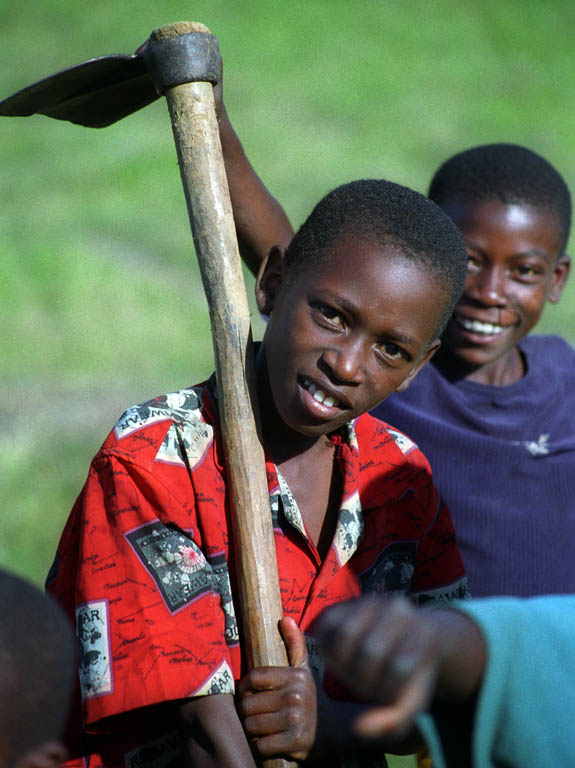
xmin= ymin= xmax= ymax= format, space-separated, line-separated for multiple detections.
xmin=513 ymin=263 xmax=543 ymax=282
xmin=378 ymin=342 xmax=408 ymax=362
xmin=314 ymin=303 xmax=345 ymax=328
xmin=466 ymin=255 xmax=482 ymax=274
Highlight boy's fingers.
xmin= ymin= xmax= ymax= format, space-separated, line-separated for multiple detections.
xmin=243 ymin=707 xmax=286 ymax=735
xmin=251 ymin=731 xmax=309 ymax=762
xmin=375 ymin=621 xmax=438 ymax=705
xmin=239 ymin=670 xmax=317 ymax=762
xmin=353 ymin=661 xmax=438 ymax=739
xmin=316 ymin=597 xmax=389 ymax=667
xmin=353 ymin=704 xmax=411 ymax=739
xmin=279 ymin=615 xmax=308 ymax=668
xmin=240 ymin=668 xmax=312 ymax=706
xmin=237 ymin=666 xmax=293 ymax=697
xmin=247 ymin=706 xmax=316 ymax=762
xmin=314 ymin=600 xmax=360 ymax=650
xmin=318 ymin=598 xmax=418 ymax=695
xmin=240 ymin=688 xmax=285 ymax=717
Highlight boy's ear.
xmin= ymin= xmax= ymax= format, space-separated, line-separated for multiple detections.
xmin=548 ymin=254 xmax=571 ymax=303
xmin=14 ymin=742 xmax=68 ymax=768
xmin=255 ymin=245 xmax=287 ymax=315
xmin=395 ymin=339 xmax=441 ymax=393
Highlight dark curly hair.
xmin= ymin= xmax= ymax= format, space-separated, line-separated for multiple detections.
xmin=285 ymin=179 xmax=468 ymax=336
xmin=428 ymin=143 xmax=572 ymax=253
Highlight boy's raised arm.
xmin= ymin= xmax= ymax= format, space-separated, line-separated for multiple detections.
xmin=214 ymin=66 xmax=294 ymax=275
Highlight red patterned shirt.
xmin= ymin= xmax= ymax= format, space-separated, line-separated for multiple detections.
xmin=48 ymin=377 xmax=468 ymax=768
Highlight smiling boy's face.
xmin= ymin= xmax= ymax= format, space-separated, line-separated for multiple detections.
xmin=439 ymin=198 xmax=570 ymax=384
xmin=257 ymin=232 xmax=447 ymax=439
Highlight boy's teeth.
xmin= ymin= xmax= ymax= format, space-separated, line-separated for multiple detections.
xmin=459 ymin=317 xmax=504 ymax=335
xmin=302 ymin=379 xmax=337 ymax=407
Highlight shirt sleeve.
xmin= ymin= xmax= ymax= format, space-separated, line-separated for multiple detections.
xmin=418 ymin=595 xmax=575 ymax=767
xmin=48 ymin=448 xmax=235 ymax=733
xmin=405 ymin=447 xmax=470 ymax=604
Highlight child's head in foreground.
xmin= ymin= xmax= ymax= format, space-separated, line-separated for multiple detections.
xmin=427 ymin=143 xmax=572 ymax=379
xmin=0 ymin=570 xmax=74 ymax=768
xmin=256 ymin=178 xmax=468 ymax=438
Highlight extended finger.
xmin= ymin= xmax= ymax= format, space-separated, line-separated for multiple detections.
xmin=353 ymin=660 xmax=438 ymax=739
xmin=375 ymin=616 xmax=438 ymax=705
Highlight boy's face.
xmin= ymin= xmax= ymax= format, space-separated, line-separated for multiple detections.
xmin=257 ymin=233 xmax=445 ymax=438
xmin=440 ymin=198 xmax=570 ymax=374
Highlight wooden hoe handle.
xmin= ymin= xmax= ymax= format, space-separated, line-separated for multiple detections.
xmin=143 ymin=22 xmax=296 ymax=768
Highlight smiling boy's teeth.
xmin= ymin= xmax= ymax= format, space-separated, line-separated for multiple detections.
xmin=459 ymin=317 xmax=504 ymax=335
xmin=308 ymin=383 xmax=317 ymax=395
xmin=313 ymin=390 xmax=325 ymax=403
xmin=323 ymin=396 xmax=336 ymax=407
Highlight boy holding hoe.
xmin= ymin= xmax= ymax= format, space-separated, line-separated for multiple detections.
xmin=48 ymin=179 xmax=469 ymax=767
xmin=217 ymin=88 xmax=575 ymax=598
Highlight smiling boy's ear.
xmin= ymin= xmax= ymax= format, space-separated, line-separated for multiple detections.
xmin=548 ymin=254 xmax=571 ymax=303
xmin=395 ymin=339 xmax=441 ymax=393
xmin=255 ymin=245 xmax=287 ymax=314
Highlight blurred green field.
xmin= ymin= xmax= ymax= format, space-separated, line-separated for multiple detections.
xmin=3 ymin=0 xmax=575 ymax=581
xmin=2 ymin=2 xmax=573 ymax=765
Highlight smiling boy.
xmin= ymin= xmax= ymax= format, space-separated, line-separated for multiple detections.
xmin=435 ymin=198 xmax=567 ymax=383
xmin=48 ymin=179 xmax=469 ymax=768
xmin=375 ymin=145 xmax=574 ymax=597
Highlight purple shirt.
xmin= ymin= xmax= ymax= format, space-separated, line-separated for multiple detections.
xmin=373 ymin=335 xmax=575 ymax=597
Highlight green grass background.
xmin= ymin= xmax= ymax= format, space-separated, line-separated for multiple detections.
xmin=1 ymin=3 xmax=574 ymax=763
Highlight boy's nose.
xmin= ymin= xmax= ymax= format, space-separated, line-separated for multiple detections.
xmin=321 ymin=340 xmax=365 ymax=385
xmin=465 ymin=265 xmax=507 ymax=307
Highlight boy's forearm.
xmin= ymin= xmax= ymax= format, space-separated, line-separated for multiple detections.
xmin=179 ymin=694 xmax=257 ymax=768
xmin=429 ymin=606 xmax=486 ymax=704
xmin=218 ymin=108 xmax=294 ymax=275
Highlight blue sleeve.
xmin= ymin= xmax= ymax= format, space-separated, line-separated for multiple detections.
xmin=418 ymin=595 xmax=575 ymax=768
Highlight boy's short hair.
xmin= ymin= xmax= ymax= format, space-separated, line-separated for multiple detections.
xmin=285 ymin=178 xmax=468 ymax=336
xmin=428 ymin=143 xmax=572 ymax=253
xmin=0 ymin=570 xmax=75 ymax=766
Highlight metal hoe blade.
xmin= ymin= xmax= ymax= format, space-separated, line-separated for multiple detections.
xmin=0 ymin=31 xmax=220 ymax=129
xmin=0 ymin=55 xmax=159 ymax=128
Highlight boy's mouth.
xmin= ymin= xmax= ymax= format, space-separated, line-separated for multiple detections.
xmin=302 ymin=378 xmax=339 ymax=408
xmin=455 ymin=316 xmax=506 ymax=336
